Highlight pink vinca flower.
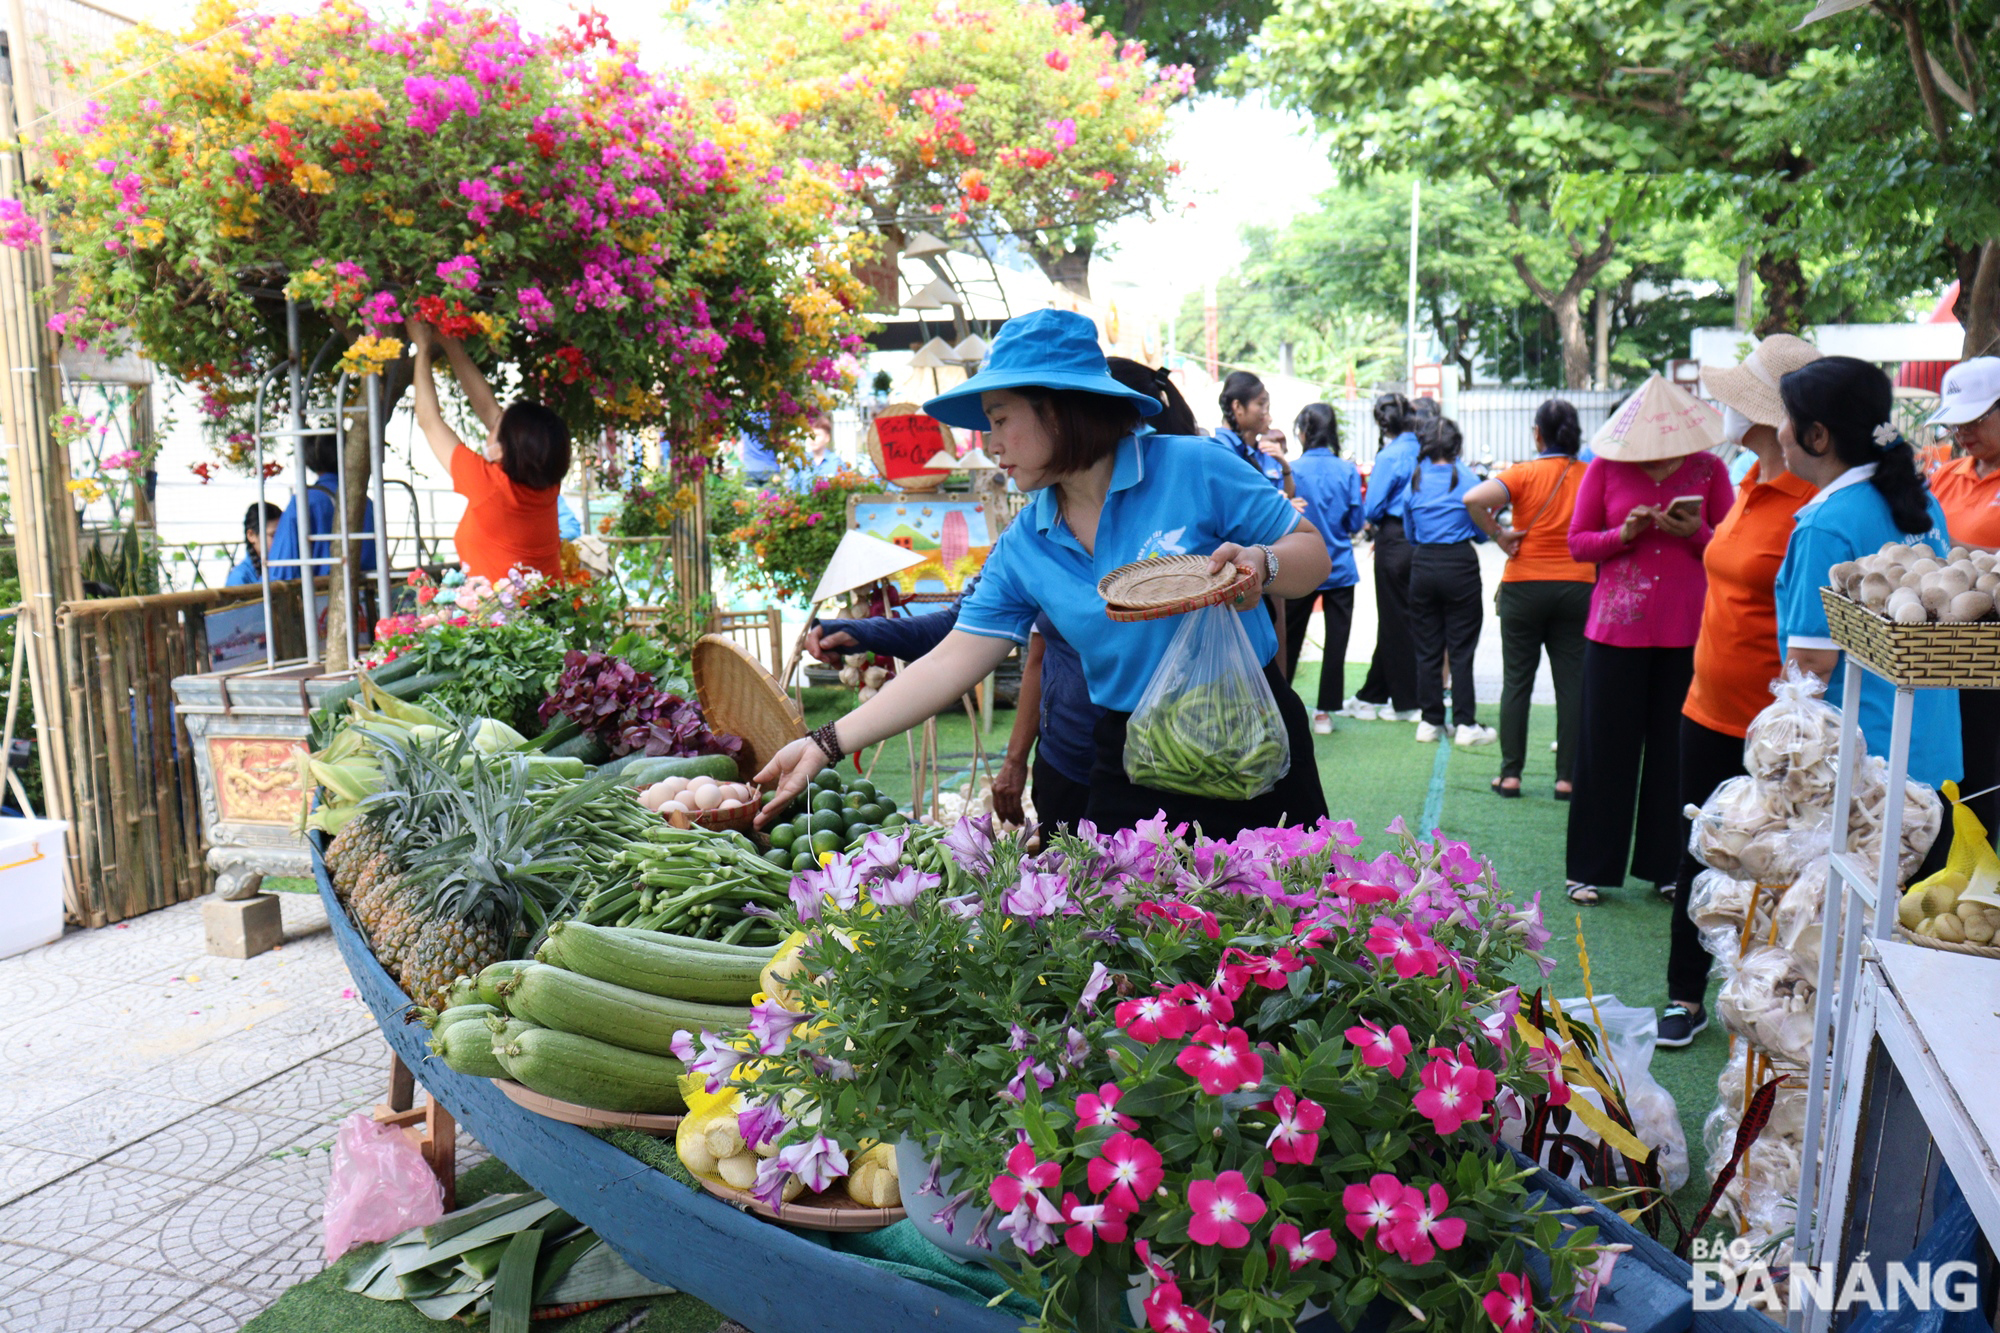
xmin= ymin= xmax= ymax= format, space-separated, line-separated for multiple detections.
xmin=1143 ymin=1279 xmax=1212 ymax=1333
xmin=1075 ymin=1083 xmax=1137 ymax=1131
xmin=1265 ymin=1087 xmax=1326 ymax=1164
xmin=1175 ymin=1024 xmax=1264 ymax=1095
xmin=1483 ymin=1272 xmax=1533 ymax=1333
xmin=1343 ymin=1172 xmax=1409 ymax=1245
xmin=1059 ymin=1191 xmax=1128 ymax=1257
xmin=1572 ymin=1246 xmax=1623 ymax=1314
xmin=1115 ymin=992 xmax=1189 ymax=1044
xmin=1365 ymin=918 xmax=1444 ymax=978
xmin=1385 ymin=1182 xmax=1467 ymax=1265
xmin=1186 ymin=1171 xmax=1265 ymax=1248
xmin=1176 ymin=983 xmax=1234 ymax=1026
xmin=1413 ymin=1054 xmax=1491 ymax=1136
xmin=1269 ymin=1222 xmax=1337 ymax=1271
xmin=1346 ymin=1018 xmax=1413 ymax=1078
xmin=1526 ymin=1039 xmax=1572 ymax=1106
xmin=987 ymin=1140 xmax=1063 ymax=1253
xmin=1086 ymin=1131 xmax=1163 ymax=1213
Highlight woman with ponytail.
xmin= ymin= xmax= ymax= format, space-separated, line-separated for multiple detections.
xmin=1282 ymin=403 xmax=1365 ymax=730
xmin=1215 ymin=370 xmax=1287 ymax=486
xmin=1775 ymin=356 xmax=1961 ymax=799
xmin=1348 ymin=392 xmax=1424 ymax=721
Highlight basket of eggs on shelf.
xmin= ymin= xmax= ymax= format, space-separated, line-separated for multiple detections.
xmin=637 ymin=774 xmax=762 ymax=834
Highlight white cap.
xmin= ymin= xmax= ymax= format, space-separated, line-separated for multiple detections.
xmin=1927 ymin=357 xmax=2000 ymax=425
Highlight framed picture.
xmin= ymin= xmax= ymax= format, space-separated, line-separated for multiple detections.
xmin=845 ymin=492 xmax=1002 ymax=596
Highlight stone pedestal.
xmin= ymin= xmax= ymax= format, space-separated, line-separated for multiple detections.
xmin=203 ymin=892 xmax=285 ymax=959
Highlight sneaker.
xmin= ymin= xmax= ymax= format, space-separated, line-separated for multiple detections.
xmin=1336 ymin=698 xmax=1379 ymax=720
xmin=1311 ymin=712 xmax=1334 ymax=735
xmin=1657 ymin=1002 xmax=1708 ymax=1048
xmin=1388 ymin=709 xmax=1425 ymax=723
xmin=1415 ymin=721 xmax=1442 ymax=743
xmin=1453 ymin=723 xmax=1497 ymax=747
xmin=1550 ymin=740 xmax=1560 ymax=753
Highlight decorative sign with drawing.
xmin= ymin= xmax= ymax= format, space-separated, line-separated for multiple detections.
xmin=846 ymin=493 xmax=996 ymax=596
xmin=865 ymin=405 xmax=954 ymax=489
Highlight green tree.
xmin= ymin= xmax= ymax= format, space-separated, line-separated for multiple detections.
xmin=1082 ymin=0 xmax=1273 ymax=91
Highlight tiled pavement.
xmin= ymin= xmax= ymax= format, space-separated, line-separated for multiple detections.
xmin=0 ymin=892 xmax=490 ymax=1332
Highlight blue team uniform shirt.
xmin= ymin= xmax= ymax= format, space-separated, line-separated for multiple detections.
xmin=1362 ymin=431 xmax=1422 ymax=525
xmin=265 ymin=479 xmax=376 ymax=577
xmin=1403 ymin=462 xmax=1485 ymax=546
xmin=224 ymin=551 xmax=262 ymax=586
xmin=957 ymin=432 xmax=1302 ymax=713
xmin=1774 ymin=465 xmax=1962 ymax=790
xmin=1288 ymin=450 xmax=1362 ymax=590
xmin=1212 ymin=426 xmax=1287 ymax=488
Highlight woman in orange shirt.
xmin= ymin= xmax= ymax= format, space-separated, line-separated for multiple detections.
xmin=1463 ymin=399 xmax=1594 ymax=799
xmin=407 ymin=318 xmax=570 ymax=583
xmin=1658 ymin=335 xmax=1821 ymax=1048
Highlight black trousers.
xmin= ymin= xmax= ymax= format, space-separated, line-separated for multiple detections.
xmin=1283 ymin=586 xmax=1356 ymax=711
xmin=1408 ymin=543 xmax=1483 ymax=728
xmin=1356 ymin=519 xmax=1418 ymax=712
xmin=1669 ymin=716 xmax=1747 ymax=1004
xmin=1087 ymin=661 xmax=1329 ymax=839
xmin=1496 ymin=581 xmax=1591 ymax=782
xmin=1960 ymin=688 xmax=2000 ymax=838
xmin=1566 ymin=641 xmax=1694 ymax=888
xmin=1030 ymin=752 xmax=1091 ymax=836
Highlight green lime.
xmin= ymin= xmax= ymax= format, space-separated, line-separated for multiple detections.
xmin=764 ymin=846 xmax=792 ymax=868
xmin=811 ymin=829 xmax=842 ymax=856
xmin=857 ymin=802 xmax=886 ymax=824
xmin=811 ymin=790 xmax=844 ymax=814
xmin=809 ymin=809 xmax=844 ymax=835
xmin=791 ymin=849 xmax=819 ymax=873
xmin=851 ymin=779 xmax=878 ymax=804
xmin=841 ymin=808 xmax=867 ymax=834
xmin=882 ymin=812 xmax=909 ymax=829
xmin=768 ymin=824 xmax=797 ymax=851
xmin=811 ymin=769 xmax=841 ymax=791
xmin=847 ymin=824 xmax=876 ymax=843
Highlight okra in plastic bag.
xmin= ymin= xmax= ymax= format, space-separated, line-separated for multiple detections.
xmin=1123 ymin=601 xmax=1289 ymax=801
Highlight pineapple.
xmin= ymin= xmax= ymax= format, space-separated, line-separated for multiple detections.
xmin=405 ymin=914 xmax=506 ymax=1011
xmin=324 ymin=815 xmax=385 ymax=901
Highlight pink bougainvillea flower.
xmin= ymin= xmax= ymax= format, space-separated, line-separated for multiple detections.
xmin=1265 ymin=1086 xmax=1326 ymax=1164
xmin=1075 ymin=1082 xmax=1137 ymax=1131
xmin=1413 ymin=1053 xmax=1490 ymax=1137
xmin=1059 ymin=1191 xmax=1128 ymax=1257
xmin=1343 ymin=1172 xmax=1409 ymax=1245
xmin=1269 ymin=1222 xmax=1337 ymax=1271
xmin=1384 ymin=1182 xmax=1467 ymax=1265
xmin=1483 ymin=1272 xmax=1534 ymax=1333
xmin=1175 ymin=1024 xmax=1264 ymax=1095
xmin=1186 ymin=1170 xmax=1265 ymax=1248
xmin=1044 ymin=49 xmax=1070 ymax=71
xmin=1115 ymin=992 xmax=1188 ymax=1044
xmin=1087 ymin=1131 xmax=1163 ymax=1213
xmin=1346 ymin=1018 xmax=1413 ymax=1078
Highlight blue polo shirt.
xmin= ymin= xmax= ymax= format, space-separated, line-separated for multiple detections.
xmin=1774 ymin=465 xmax=1961 ymax=790
xmin=1289 ymin=449 xmax=1362 ymax=590
xmin=265 ymin=478 xmax=376 ymax=577
xmin=1404 ymin=462 xmax=1484 ymax=546
xmin=1363 ymin=431 xmax=1421 ymax=525
xmin=1213 ymin=426 xmax=1287 ymax=488
xmin=957 ymin=432 xmax=1301 ymax=712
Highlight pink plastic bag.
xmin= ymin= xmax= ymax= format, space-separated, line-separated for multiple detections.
xmin=322 ymin=1110 xmax=445 ymax=1261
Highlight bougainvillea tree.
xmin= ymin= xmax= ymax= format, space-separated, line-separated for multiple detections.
xmin=696 ymin=0 xmax=1192 ymax=298
xmin=31 ymin=0 xmax=871 ymax=472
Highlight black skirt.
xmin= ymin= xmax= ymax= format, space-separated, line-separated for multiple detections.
xmin=1084 ymin=660 xmax=1328 ymax=838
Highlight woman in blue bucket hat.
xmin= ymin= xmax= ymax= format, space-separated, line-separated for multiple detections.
xmin=755 ymin=308 xmax=1332 ymax=838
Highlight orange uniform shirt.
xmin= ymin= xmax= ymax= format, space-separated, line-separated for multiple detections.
xmin=1928 ymin=455 xmax=2000 ymax=550
xmin=451 ymin=444 xmax=562 ymax=582
xmin=1493 ymin=455 xmax=1594 ymax=583
xmin=1683 ymin=463 xmax=1817 ymax=738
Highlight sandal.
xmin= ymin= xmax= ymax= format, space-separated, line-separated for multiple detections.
xmin=1490 ymin=777 xmax=1521 ymax=799
xmin=1554 ymin=782 xmax=1573 ymax=803
xmin=1565 ymin=880 xmax=1601 ymax=905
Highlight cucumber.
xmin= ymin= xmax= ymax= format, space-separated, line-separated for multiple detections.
xmin=501 ymin=963 xmax=751 ymax=1058
xmin=475 ymin=960 xmax=532 ymax=1010
xmin=545 ymin=731 xmax=611 ymax=764
xmin=492 ymin=1025 xmax=688 ymax=1113
xmin=537 ymin=921 xmax=763 ymax=1003
xmin=432 ymin=1018 xmax=508 ymax=1079
xmin=378 ymin=670 xmax=460 ymax=702
xmin=599 ymin=753 xmax=741 ymax=786
xmin=434 ymin=1002 xmax=499 ymax=1029
xmin=607 ymin=927 xmax=778 ymax=961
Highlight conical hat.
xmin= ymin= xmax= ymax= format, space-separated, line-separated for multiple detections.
xmin=1590 ymin=375 xmax=1724 ymax=462
xmin=909 ymin=337 xmax=958 ymax=369
xmin=809 ymin=529 xmax=927 ymax=605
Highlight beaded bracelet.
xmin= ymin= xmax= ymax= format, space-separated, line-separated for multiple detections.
xmin=809 ymin=722 xmax=845 ymax=764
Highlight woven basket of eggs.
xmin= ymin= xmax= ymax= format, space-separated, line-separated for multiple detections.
xmin=1820 ymin=542 xmax=2000 ymax=687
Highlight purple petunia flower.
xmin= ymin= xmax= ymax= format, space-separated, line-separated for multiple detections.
xmin=941 ymin=812 xmax=996 ymax=874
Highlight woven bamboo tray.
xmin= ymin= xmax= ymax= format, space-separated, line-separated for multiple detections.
xmin=695 ymin=1174 xmax=906 ymax=1232
xmin=1098 ymin=554 xmax=1261 ymax=623
xmin=492 ymin=1079 xmax=684 ymax=1134
xmin=666 ymin=799 xmax=760 ymax=835
xmin=693 ymin=635 xmax=807 ymax=780
xmin=1893 ymin=922 xmax=2000 ymax=959
xmin=1820 ymin=587 xmax=2000 ymax=687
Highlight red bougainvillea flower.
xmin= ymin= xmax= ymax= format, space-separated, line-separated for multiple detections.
xmin=1075 ymin=1083 xmax=1136 ymax=1131
xmin=1343 ymin=1172 xmax=1410 ymax=1245
xmin=1186 ymin=1171 xmax=1265 ymax=1248
xmin=1059 ymin=1191 xmax=1128 ymax=1257
xmin=1143 ymin=1279 xmax=1211 ymax=1333
xmin=1175 ymin=1024 xmax=1264 ymax=1095
xmin=1170 ymin=981 xmax=1234 ymax=1026
xmin=1115 ymin=992 xmax=1189 ymax=1044
xmin=1345 ymin=1018 xmax=1413 ymax=1078
xmin=1087 ymin=1131 xmax=1163 ymax=1213
xmin=1483 ymin=1272 xmax=1534 ymax=1333
xmin=1269 ymin=1221 xmax=1337 ymax=1271
xmin=1413 ymin=1052 xmax=1491 ymax=1136
xmin=1265 ymin=1086 xmax=1326 ymax=1164
xmin=1384 ymin=1181 xmax=1467 ymax=1265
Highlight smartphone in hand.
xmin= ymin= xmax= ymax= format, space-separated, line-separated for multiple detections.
xmin=1664 ymin=495 xmax=1703 ymax=521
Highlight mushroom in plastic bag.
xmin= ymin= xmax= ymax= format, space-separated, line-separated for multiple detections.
xmin=1773 ymin=863 xmax=1827 ymax=976
xmin=1686 ymin=776 xmax=1800 ymax=877
xmin=1687 ymin=869 xmax=1778 ymax=974
xmin=1715 ymin=944 xmax=1817 ymax=1065
xmin=1741 ymin=661 xmax=1848 ymax=790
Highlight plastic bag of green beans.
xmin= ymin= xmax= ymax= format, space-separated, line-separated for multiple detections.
xmin=1123 ymin=602 xmax=1290 ymax=801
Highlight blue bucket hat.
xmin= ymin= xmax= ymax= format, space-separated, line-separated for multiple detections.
xmin=923 ymin=308 xmax=1164 ymax=431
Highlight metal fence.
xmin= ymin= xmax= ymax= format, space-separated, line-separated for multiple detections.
xmin=1336 ymin=389 xmax=1628 ymax=471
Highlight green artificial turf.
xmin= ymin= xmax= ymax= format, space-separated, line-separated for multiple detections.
xmin=242 ymin=1157 xmax=727 ymax=1333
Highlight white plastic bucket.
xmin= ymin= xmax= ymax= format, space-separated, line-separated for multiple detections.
xmin=0 ymin=817 xmax=67 ymax=958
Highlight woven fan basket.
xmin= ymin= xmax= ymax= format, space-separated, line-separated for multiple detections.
xmin=692 ymin=635 xmax=806 ymax=781
xmin=1893 ymin=922 xmax=2000 ymax=959
xmin=1820 ymin=587 xmax=2000 ymax=688
xmin=1098 ymin=554 xmax=1262 ymax=623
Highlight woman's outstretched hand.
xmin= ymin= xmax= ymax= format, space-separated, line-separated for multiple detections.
xmin=754 ymin=736 xmax=831 ymax=828
xmin=404 ymin=317 xmax=436 ymax=358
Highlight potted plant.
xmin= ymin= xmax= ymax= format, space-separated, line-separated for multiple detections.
xmin=684 ymin=816 xmax=1630 ymax=1333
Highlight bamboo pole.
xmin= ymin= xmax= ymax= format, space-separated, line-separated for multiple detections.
xmin=167 ymin=610 xmax=207 ymax=897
